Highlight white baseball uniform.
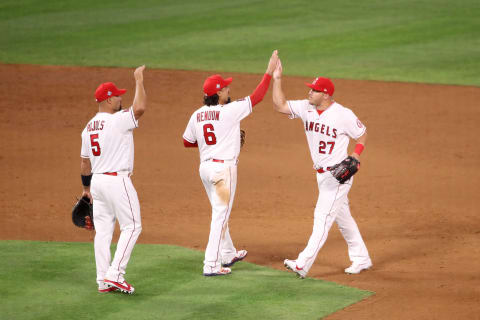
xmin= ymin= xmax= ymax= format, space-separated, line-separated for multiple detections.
xmin=81 ymin=106 xmax=142 ymax=285
xmin=287 ymin=100 xmax=371 ymax=274
xmin=183 ymin=97 xmax=252 ymax=274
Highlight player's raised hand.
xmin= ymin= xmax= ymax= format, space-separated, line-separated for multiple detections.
xmin=133 ymin=65 xmax=147 ymax=120
xmin=134 ymin=65 xmax=146 ymax=82
xmin=266 ymin=50 xmax=279 ymax=75
xmin=273 ymin=59 xmax=283 ymax=80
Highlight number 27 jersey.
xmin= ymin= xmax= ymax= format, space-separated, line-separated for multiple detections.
xmin=183 ymin=96 xmax=252 ymax=162
xmin=288 ymin=100 xmax=366 ymax=168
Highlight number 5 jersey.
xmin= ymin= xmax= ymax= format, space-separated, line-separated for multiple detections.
xmin=81 ymin=106 xmax=138 ymax=174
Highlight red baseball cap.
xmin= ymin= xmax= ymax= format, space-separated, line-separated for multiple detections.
xmin=95 ymin=82 xmax=127 ymax=102
xmin=305 ymin=77 xmax=334 ymax=96
xmin=203 ymin=74 xmax=233 ymax=96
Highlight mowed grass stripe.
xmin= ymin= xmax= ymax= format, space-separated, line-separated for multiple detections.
xmin=0 ymin=240 xmax=372 ymax=320
xmin=0 ymin=0 xmax=479 ymax=86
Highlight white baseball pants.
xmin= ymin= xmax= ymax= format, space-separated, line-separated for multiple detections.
xmin=199 ymin=160 xmax=238 ymax=274
xmin=91 ymin=173 xmax=142 ymax=285
xmin=296 ymin=173 xmax=370 ymax=274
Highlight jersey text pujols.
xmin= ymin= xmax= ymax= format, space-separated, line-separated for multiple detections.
xmin=87 ymin=120 xmax=105 ymax=132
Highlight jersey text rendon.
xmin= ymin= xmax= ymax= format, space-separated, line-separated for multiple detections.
xmin=197 ymin=110 xmax=220 ymax=122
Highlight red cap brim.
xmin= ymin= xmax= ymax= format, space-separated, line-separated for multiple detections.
xmin=224 ymin=77 xmax=233 ymax=86
xmin=305 ymin=83 xmax=316 ymax=90
xmin=116 ymin=89 xmax=127 ymax=96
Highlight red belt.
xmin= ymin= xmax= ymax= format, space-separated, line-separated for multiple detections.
xmin=316 ymin=167 xmax=331 ymax=173
xmin=212 ymin=159 xmax=224 ymax=163
xmin=103 ymin=172 xmax=118 ymax=176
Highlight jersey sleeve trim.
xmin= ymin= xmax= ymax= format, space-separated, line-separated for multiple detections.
xmin=351 ymin=125 xmax=367 ymax=140
xmin=182 ymin=135 xmax=196 ymax=144
xmin=183 ymin=138 xmax=198 ymax=148
xmin=247 ymin=96 xmax=252 ymax=114
xmin=129 ymin=107 xmax=139 ymax=128
xmin=287 ymin=101 xmax=297 ymax=119
xmin=80 ymin=154 xmax=90 ymax=159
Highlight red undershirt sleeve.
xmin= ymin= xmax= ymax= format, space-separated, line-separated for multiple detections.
xmin=249 ymin=73 xmax=272 ymax=107
xmin=183 ymin=139 xmax=198 ymax=148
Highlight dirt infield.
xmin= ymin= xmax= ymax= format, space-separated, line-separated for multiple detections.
xmin=1 ymin=64 xmax=479 ymax=319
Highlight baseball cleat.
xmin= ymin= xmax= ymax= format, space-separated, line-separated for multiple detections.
xmin=344 ymin=260 xmax=373 ymax=274
xmin=222 ymin=250 xmax=248 ymax=267
xmin=104 ymin=279 xmax=135 ymax=294
xmin=284 ymin=259 xmax=306 ymax=279
xmin=203 ymin=267 xmax=232 ymax=277
xmin=98 ymin=281 xmax=118 ymax=293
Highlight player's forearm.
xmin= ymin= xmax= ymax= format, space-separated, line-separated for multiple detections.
xmin=351 ymin=131 xmax=367 ymax=160
xmin=80 ymin=158 xmax=92 ymax=191
xmin=132 ymin=80 xmax=147 ymax=119
xmin=272 ymin=79 xmax=289 ymax=113
xmin=249 ymin=73 xmax=272 ymax=107
xmin=80 ymin=158 xmax=92 ymax=175
xmin=357 ymin=131 xmax=367 ymax=146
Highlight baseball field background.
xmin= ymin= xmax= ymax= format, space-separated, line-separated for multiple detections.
xmin=1 ymin=1 xmax=479 ymax=319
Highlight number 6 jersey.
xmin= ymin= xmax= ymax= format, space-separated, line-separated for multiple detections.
xmin=287 ymin=100 xmax=366 ymax=169
xmin=80 ymin=107 xmax=138 ymax=174
xmin=183 ymin=97 xmax=252 ymax=162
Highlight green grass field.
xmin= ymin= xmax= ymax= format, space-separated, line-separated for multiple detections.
xmin=0 ymin=241 xmax=372 ymax=320
xmin=0 ymin=0 xmax=479 ymax=85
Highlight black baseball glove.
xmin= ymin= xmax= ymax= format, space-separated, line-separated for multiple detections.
xmin=330 ymin=156 xmax=360 ymax=184
xmin=240 ymin=129 xmax=246 ymax=148
xmin=72 ymin=196 xmax=94 ymax=230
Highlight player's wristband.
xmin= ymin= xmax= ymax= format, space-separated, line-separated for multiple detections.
xmin=81 ymin=174 xmax=93 ymax=187
xmin=354 ymin=143 xmax=365 ymax=155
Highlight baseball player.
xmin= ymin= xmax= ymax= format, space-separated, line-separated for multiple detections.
xmin=272 ymin=59 xmax=372 ymax=278
xmin=183 ymin=51 xmax=279 ymax=276
xmin=80 ymin=65 xmax=146 ymax=294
